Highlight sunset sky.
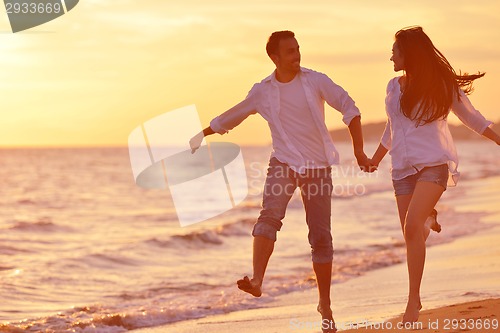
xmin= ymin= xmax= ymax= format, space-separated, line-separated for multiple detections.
xmin=1 ymin=0 xmax=499 ymax=147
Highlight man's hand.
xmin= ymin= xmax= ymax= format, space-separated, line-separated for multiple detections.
xmin=189 ymin=131 xmax=204 ymax=154
xmin=355 ymin=151 xmax=377 ymax=173
xmin=366 ymin=158 xmax=378 ymax=172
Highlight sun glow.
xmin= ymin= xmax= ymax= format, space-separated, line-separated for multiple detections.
xmin=0 ymin=1 xmax=499 ymax=147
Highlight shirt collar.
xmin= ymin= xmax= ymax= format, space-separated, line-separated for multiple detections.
xmin=262 ymin=67 xmax=311 ymax=83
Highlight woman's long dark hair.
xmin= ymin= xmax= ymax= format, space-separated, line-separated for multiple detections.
xmin=395 ymin=26 xmax=485 ymax=126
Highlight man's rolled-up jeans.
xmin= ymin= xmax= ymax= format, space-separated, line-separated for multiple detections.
xmin=252 ymin=157 xmax=334 ymax=263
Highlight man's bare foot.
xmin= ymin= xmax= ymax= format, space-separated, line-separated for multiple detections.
xmin=236 ymin=276 xmax=262 ymax=297
xmin=402 ymin=297 xmax=422 ymax=323
xmin=317 ymin=303 xmax=337 ymax=333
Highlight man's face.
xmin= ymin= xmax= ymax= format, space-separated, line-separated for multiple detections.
xmin=272 ymin=37 xmax=301 ymax=73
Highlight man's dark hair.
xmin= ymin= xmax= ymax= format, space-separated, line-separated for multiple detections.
xmin=266 ymin=30 xmax=295 ymax=57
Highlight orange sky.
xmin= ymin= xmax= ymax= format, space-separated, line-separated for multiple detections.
xmin=1 ymin=1 xmax=499 ymax=147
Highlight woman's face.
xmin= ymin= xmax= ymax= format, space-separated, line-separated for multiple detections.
xmin=390 ymin=42 xmax=405 ymax=72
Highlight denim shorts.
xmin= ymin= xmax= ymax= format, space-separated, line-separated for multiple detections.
xmin=392 ymin=164 xmax=449 ymax=196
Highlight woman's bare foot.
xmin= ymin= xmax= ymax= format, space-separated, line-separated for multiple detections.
xmin=429 ymin=209 xmax=441 ymax=233
xmin=424 ymin=209 xmax=441 ymax=233
xmin=402 ymin=297 xmax=422 ymax=323
xmin=236 ymin=276 xmax=262 ymax=297
xmin=424 ymin=209 xmax=441 ymax=240
xmin=317 ymin=303 xmax=337 ymax=333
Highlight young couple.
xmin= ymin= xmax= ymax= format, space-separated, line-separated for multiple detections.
xmin=189 ymin=28 xmax=500 ymax=332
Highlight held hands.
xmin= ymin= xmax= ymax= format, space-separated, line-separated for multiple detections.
xmin=189 ymin=131 xmax=204 ymax=154
xmin=355 ymin=151 xmax=378 ymax=173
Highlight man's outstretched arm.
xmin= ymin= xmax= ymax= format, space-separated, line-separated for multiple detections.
xmin=189 ymin=95 xmax=258 ymax=153
xmin=190 ymin=126 xmax=215 ymax=153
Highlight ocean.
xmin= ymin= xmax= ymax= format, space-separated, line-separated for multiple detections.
xmin=0 ymin=141 xmax=498 ymax=332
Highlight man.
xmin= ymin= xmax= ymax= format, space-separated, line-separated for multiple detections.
xmin=190 ymin=31 xmax=372 ymax=332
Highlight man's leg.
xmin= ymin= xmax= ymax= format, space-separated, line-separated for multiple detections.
xmin=314 ymin=261 xmax=335 ymax=332
xmin=237 ymin=235 xmax=274 ymax=297
xmin=238 ymin=158 xmax=296 ymax=297
xmin=300 ymin=169 xmax=335 ymax=332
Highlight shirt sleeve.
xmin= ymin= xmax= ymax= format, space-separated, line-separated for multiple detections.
xmin=380 ymin=119 xmax=392 ymax=150
xmin=319 ymin=74 xmax=361 ymax=126
xmin=209 ymin=84 xmax=258 ymax=134
xmin=451 ymin=90 xmax=493 ymax=135
xmin=380 ymin=78 xmax=397 ymax=149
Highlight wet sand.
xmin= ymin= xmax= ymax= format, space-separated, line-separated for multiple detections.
xmin=132 ymin=211 xmax=500 ymax=333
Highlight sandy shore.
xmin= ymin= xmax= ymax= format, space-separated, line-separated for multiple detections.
xmin=341 ymin=298 xmax=499 ymax=332
xmin=132 ymin=209 xmax=500 ymax=333
xmin=132 ymin=298 xmax=499 ymax=333
xmin=133 ymin=298 xmax=499 ymax=333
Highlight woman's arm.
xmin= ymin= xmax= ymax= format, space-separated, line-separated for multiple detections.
xmin=451 ymin=90 xmax=493 ymax=136
xmin=369 ymin=119 xmax=391 ymax=168
xmin=481 ymin=126 xmax=500 ymax=145
xmin=451 ymin=91 xmax=499 ymax=145
xmin=370 ymin=143 xmax=389 ymax=168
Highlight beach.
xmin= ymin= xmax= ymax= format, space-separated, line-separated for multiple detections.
xmin=0 ymin=142 xmax=499 ymax=332
xmin=133 ymin=213 xmax=500 ymax=333
xmin=131 ymin=166 xmax=500 ymax=333
xmin=2 ymin=1 xmax=500 ymax=331
xmin=132 ymin=299 xmax=500 ymax=333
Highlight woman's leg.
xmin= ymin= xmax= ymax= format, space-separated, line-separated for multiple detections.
xmin=402 ymin=181 xmax=445 ymax=323
xmin=396 ymin=194 xmax=412 ymax=232
xmin=397 ymin=199 xmax=439 ymax=247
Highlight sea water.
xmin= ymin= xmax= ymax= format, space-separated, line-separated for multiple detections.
xmin=0 ymin=141 xmax=498 ymax=332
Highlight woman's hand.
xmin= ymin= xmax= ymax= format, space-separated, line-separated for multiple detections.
xmin=355 ymin=151 xmax=378 ymax=173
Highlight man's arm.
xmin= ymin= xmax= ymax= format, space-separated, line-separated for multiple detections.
xmin=315 ymin=74 xmax=374 ymax=171
xmin=348 ymin=116 xmax=375 ymax=172
xmin=190 ymin=126 xmax=215 ymax=153
xmin=318 ymin=73 xmax=362 ymax=128
xmin=189 ymin=95 xmax=258 ymax=153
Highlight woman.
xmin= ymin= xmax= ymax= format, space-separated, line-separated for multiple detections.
xmin=370 ymin=26 xmax=500 ymax=323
